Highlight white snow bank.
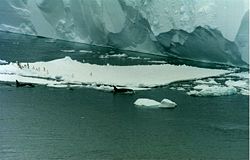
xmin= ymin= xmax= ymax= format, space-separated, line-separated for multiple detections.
xmin=134 ymin=98 xmax=177 ymax=109
xmin=0 ymin=56 xmax=229 ymax=90
xmin=187 ymin=85 xmax=237 ymax=97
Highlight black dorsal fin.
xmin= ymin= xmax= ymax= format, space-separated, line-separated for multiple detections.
xmin=16 ymin=80 xmax=20 ymax=87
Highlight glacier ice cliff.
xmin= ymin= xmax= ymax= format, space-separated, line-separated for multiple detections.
xmin=235 ymin=11 xmax=249 ymax=64
xmin=0 ymin=0 xmax=248 ymax=66
xmin=157 ymin=26 xmax=244 ymax=66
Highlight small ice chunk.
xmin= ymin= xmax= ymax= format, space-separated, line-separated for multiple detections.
xmin=134 ymin=98 xmax=160 ymax=108
xmin=79 ymin=50 xmax=93 ymax=53
xmin=170 ymin=86 xmax=186 ymax=91
xmin=128 ymin=56 xmax=142 ymax=60
xmin=240 ymin=89 xmax=249 ymax=96
xmin=176 ymin=87 xmax=185 ymax=91
xmin=193 ymin=84 xmax=209 ymax=90
xmin=159 ymin=99 xmax=177 ymax=108
xmin=148 ymin=60 xmax=167 ymax=64
xmin=0 ymin=59 xmax=8 ymax=64
xmin=99 ymin=54 xmax=127 ymax=59
xmin=169 ymin=87 xmax=176 ymax=90
xmin=60 ymin=50 xmax=75 ymax=53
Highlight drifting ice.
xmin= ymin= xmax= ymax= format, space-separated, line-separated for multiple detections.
xmin=187 ymin=85 xmax=238 ymax=97
xmin=158 ymin=99 xmax=177 ymax=108
xmin=134 ymin=98 xmax=161 ymax=108
xmin=134 ymin=98 xmax=177 ymax=109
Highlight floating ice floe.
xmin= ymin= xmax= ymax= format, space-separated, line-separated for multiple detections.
xmin=169 ymin=71 xmax=249 ymax=96
xmin=99 ymin=54 xmax=128 ymax=59
xmin=187 ymin=85 xmax=237 ymax=97
xmin=225 ymin=80 xmax=248 ymax=89
xmin=225 ymin=79 xmax=249 ymax=95
xmin=60 ymin=50 xmax=75 ymax=53
xmin=0 ymin=57 xmax=229 ymax=91
xmin=127 ymin=56 xmax=150 ymax=60
xmin=134 ymin=98 xmax=160 ymax=108
xmin=158 ymin=99 xmax=177 ymax=108
xmin=176 ymin=87 xmax=185 ymax=91
xmin=240 ymin=89 xmax=249 ymax=96
xmin=79 ymin=50 xmax=93 ymax=53
xmin=148 ymin=61 xmax=167 ymax=64
xmin=134 ymin=98 xmax=177 ymax=109
xmin=194 ymin=79 xmax=218 ymax=85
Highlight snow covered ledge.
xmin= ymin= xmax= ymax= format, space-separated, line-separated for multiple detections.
xmin=0 ymin=57 xmax=230 ymax=90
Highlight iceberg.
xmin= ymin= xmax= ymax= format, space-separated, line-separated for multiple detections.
xmin=158 ymin=99 xmax=177 ymax=109
xmin=0 ymin=0 xmax=248 ymax=65
xmin=134 ymin=98 xmax=177 ymax=109
xmin=134 ymin=98 xmax=161 ymax=108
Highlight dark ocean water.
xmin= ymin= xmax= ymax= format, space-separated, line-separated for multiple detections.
xmin=0 ymin=31 xmax=249 ymax=160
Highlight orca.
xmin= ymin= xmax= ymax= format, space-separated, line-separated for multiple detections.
xmin=16 ymin=80 xmax=35 ymax=88
xmin=113 ymin=86 xmax=134 ymax=94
